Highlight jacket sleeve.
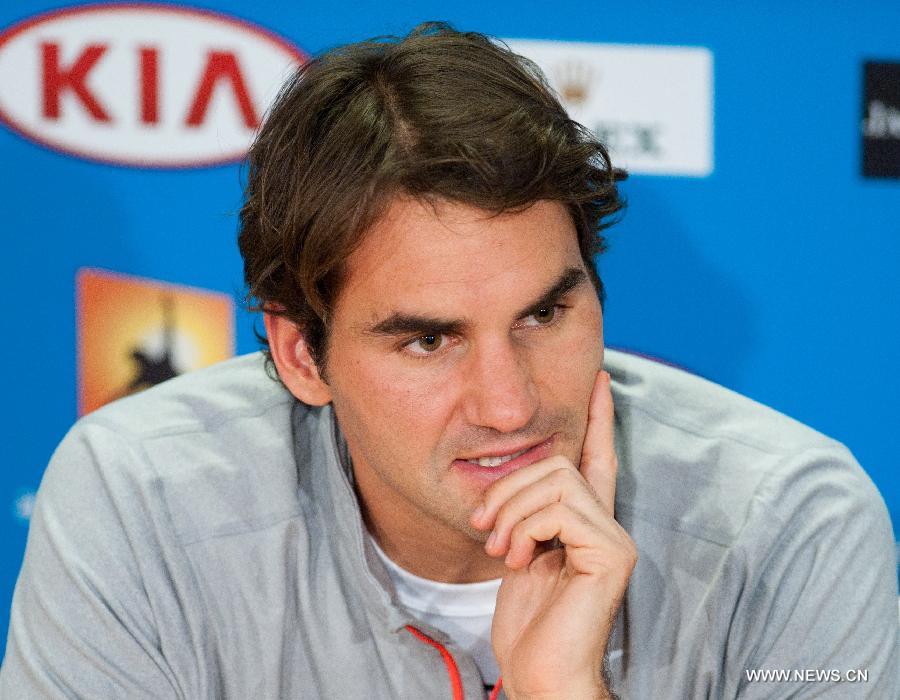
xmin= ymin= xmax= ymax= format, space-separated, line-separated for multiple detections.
xmin=0 ymin=421 xmax=183 ymax=699
xmin=723 ymin=444 xmax=899 ymax=699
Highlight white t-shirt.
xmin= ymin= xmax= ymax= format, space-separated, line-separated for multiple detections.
xmin=368 ymin=534 xmax=502 ymax=692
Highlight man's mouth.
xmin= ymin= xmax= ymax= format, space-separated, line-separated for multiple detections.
xmin=463 ymin=446 xmax=530 ymax=468
xmin=452 ymin=436 xmax=556 ymax=482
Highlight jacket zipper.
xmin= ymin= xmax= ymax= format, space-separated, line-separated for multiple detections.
xmin=405 ymin=624 xmax=504 ymax=700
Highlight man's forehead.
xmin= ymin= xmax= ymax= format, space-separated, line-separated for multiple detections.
xmin=339 ymin=196 xmax=582 ymax=303
xmin=331 ymin=199 xmax=586 ymax=337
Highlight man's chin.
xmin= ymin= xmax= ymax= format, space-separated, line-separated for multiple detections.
xmin=466 ymin=525 xmax=491 ymax=545
xmin=444 ymin=513 xmax=491 ymax=546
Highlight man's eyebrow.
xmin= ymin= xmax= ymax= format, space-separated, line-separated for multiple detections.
xmin=514 ymin=266 xmax=588 ymax=319
xmin=365 ymin=312 xmax=468 ymax=338
xmin=364 ymin=266 xmax=589 ymax=338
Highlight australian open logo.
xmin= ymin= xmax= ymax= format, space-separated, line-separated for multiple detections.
xmin=76 ymin=269 xmax=235 ymax=415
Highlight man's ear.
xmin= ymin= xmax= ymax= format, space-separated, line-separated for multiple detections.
xmin=264 ymin=312 xmax=332 ymax=406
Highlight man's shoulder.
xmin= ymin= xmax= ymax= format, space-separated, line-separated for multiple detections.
xmin=605 ymin=350 xmax=898 ymax=698
xmin=606 ymin=347 xmax=837 ymax=456
xmin=52 ymin=353 xmax=310 ymax=545
xmin=85 ymin=352 xmax=294 ymax=436
xmin=605 ymin=348 xmax=877 ymax=548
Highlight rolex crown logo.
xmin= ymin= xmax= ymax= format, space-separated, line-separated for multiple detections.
xmin=553 ymin=60 xmax=595 ymax=107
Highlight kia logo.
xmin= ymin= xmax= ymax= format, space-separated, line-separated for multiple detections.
xmin=0 ymin=4 xmax=307 ymax=167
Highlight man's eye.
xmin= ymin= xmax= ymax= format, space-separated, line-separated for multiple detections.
xmin=533 ymin=305 xmax=556 ymax=323
xmin=522 ymin=304 xmax=562 ymax=326
xmin=406 ymin=333 xmax=447 ymax=355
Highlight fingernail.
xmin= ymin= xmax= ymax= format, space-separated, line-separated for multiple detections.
xmin=471 ymin=504 xmax=485 ymax=524
xmin=486 ymin=530 xmax=497 ymax=549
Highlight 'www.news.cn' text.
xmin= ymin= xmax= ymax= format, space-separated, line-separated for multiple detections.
xmin=745 ymin=669 xmax=868 ymax=683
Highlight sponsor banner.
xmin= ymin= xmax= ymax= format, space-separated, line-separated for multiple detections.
xmin=76 ymin=269 xmax=234 ymax=415
xmin=0 ymin=4 xmax=306 ymax=167
xmin=862 ymin=61 xmax=900 ymax=178
xmin=503 ymin=39 xmax=713 ymax=176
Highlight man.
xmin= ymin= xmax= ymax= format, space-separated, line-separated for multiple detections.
xmin=1 ymin=23 xmax=897 ymax=700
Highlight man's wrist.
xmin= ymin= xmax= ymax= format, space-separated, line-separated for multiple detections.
xmin=508 ymin=683 xmax=614 ymax=700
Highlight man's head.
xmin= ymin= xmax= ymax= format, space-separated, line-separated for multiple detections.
xmin=239 ymin=22 xmax=624 ymax=378
xmin=239 ymin=23 xmax=624 ymax=573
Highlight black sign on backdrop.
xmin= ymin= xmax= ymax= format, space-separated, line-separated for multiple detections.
xmin=862 ymin=61 xmax=900 ymax=179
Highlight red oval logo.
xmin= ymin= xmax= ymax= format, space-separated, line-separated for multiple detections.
xmin=0 ymin=4 xmax=307 ymax=168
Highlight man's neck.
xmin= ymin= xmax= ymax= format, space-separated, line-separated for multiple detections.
xmin=365 ymin=514 xmax=505 ymax=583
xmin=354 ymin=484 xmax=505 ymax=583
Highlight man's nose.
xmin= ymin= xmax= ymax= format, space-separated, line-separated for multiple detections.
xmin=462 ymin=337 xmax=539 ymax=434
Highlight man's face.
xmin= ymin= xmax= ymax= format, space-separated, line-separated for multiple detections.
xmin=324 ymin=196 xmax=604 ymax=550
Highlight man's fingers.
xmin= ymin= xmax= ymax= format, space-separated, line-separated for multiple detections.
xmin=470 ymin=455 xmax=575 ymax=530
xmin=503 ymin=502 xmax=635 ymax=575
xmin=579 ymin=370 xmax=617 ymax=516
xmin=482 ymin=467 xmax=605 ymax=557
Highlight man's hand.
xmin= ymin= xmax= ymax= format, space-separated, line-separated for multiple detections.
xmin=470 ymin=370 xmax=637 ymax=700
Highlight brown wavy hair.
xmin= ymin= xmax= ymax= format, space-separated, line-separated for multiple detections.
xmin=239 ymin=22 xmax=625 ymax=378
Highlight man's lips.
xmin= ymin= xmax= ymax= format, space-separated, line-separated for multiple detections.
xmin=451 ymin=436 xmax=556 ymax=482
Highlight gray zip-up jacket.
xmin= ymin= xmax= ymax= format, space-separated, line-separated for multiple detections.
xmin=1 ymin=350 xmax=897 ymax=699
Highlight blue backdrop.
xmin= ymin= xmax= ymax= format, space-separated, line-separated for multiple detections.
xmin=2 ymin=0 xmax=898 ymax=658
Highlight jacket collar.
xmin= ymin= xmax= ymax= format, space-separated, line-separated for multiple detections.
xmin=292 ymin=401 xmax=454 ymax=636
